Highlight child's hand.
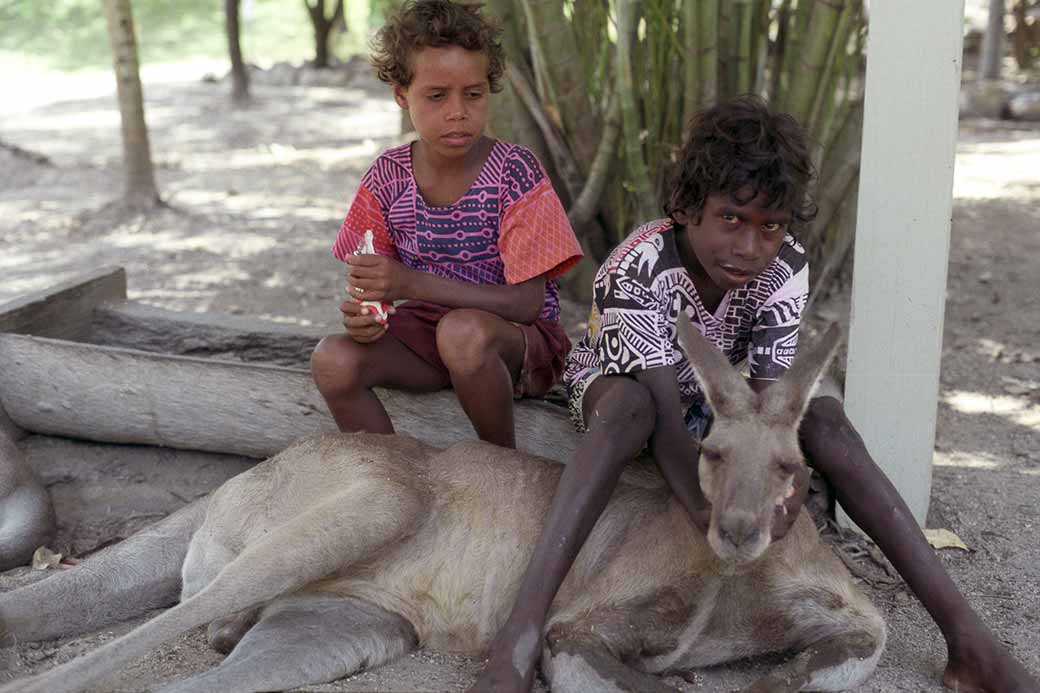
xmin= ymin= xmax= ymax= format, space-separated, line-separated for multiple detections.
xmin=771 ymin=463 xmax=810 ymax=541
xmin=345 ymin=254 xmax=412 ymax=303
xmin=340 ymin=297 xmax=394 ymax=344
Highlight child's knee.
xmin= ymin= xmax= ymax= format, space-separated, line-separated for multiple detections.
xmin=435 ymin=309 xmax=502 ymax=373
xmin=801 ymin=395 xmax=849 ymax=435
xmin=587 ymin=378 xmax=656 ymax=436
xmin=311 ymin=335 xmax=368 ymax=395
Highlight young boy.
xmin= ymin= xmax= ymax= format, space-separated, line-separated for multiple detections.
xmin=311 ymin=0 xmax=582 ymax=449
xmin=471 ymin=96 xmax=1038 ymax=693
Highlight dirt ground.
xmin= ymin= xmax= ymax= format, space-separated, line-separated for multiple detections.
xmin=1 ymin=64 xmax=1038 ymax=692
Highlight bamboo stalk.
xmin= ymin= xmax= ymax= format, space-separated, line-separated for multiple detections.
xmin=813 ymin=100 xmax=862 ymax=248
xmin=736 ymin=0 xmax=755 ymax=94
xmin=617 ymin=0 xmax=659 ymax=220
xmin=751 ymin=0 xmax=771 ymax=95
xmin=682 ymin=0 xmax=701 ymax=123
xmin=770 ymin=0 xmax=793 ymax=100
xmin=522 ymin=0 xmax=600 ymax=164
xmin=568 ymin=92 xmax=622 ymax=229
xmin=806 ymin=0 xmax=855 ymax=137
xmin=780 ymin=0 xmax=815 ymax=110
xmin=699 ymin=0 xmax=720 ymax=106
xmin=811 ymin=11 xmax=851 ymax=155
xmin=805 ymin=172 xmax=858 ymax=311
xmin=717 ymin=0 xmax=738 ymax=97
xmin=506 ymin=68 xmax=582 ymax=201
xmin=786 ymin=0 xmax=845 ymax=123
xmin=821 ymin=14 xmax=866 ymax=155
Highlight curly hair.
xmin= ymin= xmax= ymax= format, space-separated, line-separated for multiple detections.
xmin=665 ymin=95 xmax=818 ymax=232
xmin=371 ymin=0 xmax=506 ymax=93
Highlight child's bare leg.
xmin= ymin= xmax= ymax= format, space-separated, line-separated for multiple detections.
xmin=311 ymin=334 xmax=449 ymax=433
xmin=468 ymin=375 xmax=655 ymax=693
xmin=435 ymin=309 xmax=526 ymax=449
xmin=801 ymin=396 xmax=1038 ymax=693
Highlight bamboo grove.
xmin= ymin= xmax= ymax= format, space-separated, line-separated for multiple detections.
xmin=485 ymin=0 xmax=867 ymax=304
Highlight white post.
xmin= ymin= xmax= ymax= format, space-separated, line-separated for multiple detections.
xmin=842 ymin=0 xmax=965 ymax=526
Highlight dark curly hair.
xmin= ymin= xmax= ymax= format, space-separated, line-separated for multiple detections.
xmin=665 ymin=95 xmax=818 ymax=232
xmin=371 ymin=0 xmax=506 ymax=93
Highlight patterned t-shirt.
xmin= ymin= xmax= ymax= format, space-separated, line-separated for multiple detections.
xmin=332 ymin=140 xmax=583 ymax=322
xmin=564 ymin=218 xmax=809 ymax=408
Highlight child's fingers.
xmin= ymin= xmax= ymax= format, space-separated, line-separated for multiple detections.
xmin=339 ymin=299 xmax=363 ymax=316
xmin=345 ymin=254 xmax=384 ymax=269
xmin=343 ymin=309 xmax=388 ymax=330
xmin=345 ymin=317 xmax=389 ymax=342
xmin=347 ymin=281 xmax=388 ymax=302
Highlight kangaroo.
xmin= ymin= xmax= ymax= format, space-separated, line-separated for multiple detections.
xmin=0 ymin=317 xmax=884 ymax=693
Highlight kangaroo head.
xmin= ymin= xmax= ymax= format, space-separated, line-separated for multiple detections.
xmin=675 ymin=314 xmax=841 ymax=564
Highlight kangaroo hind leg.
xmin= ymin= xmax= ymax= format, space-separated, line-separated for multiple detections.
xmin=543 ymin=624 xmax=680 ymax=693
xmin=744 ymin=581 xmax=886 ymax=692
xmin=158 ymin=595 xmax=417 ymax=693
xmin=0 ymin=477 xmax=425 ymax=693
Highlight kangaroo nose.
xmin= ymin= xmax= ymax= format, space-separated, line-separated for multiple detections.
xmin=717 ymin=513 xmax=760 ymax=549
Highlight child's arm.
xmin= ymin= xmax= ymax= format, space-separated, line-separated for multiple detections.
xmin=633 ymin=365 xmax=712 ymax=534
xmin=345 ymin=254 xmax=546 ymax=324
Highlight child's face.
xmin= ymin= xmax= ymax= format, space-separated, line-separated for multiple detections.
xmin=677 ymin=190 xmax=792 ymax=292
xmin=393 ymin=46 xmax=490 ymax=161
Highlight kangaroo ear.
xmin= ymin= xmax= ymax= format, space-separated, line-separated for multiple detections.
xmin=760 ymin=323 xmax=843 ymax=427
xmin=675 ymin=312 xmax=756 ymax=419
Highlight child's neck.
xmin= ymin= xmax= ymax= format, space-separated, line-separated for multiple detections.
xmin=412 ymin=136 xmax=494 ymax=207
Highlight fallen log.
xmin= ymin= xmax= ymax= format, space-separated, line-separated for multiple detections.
xmin=0 ymin=404 xmax=54 ymax=571
xmin=0 ymin=266 xmax=126 ymax=341
xmin=0 ymin=333 xmax=581 ymax=462
xmin=86 ymin=301 xmax=324 ymax=368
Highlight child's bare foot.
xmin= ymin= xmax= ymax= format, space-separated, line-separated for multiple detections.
xmin=468 ymin=621 xmax=541 ymax=693
xmin=943 ymin=623 xmax=1039 ymax=693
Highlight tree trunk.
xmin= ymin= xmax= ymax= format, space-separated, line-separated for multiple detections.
xmin=1012 ymin=0 xmax=1036 ymax=70
xmin=304 ymin=0 xmax=344 ymax=69
xmin=980 ymin=0 xmax=1005 ymax=80
xmin=225 ymin=0 xmax=250 ymax=106
xmin=102 ymin=0 xmax=160 ymax=210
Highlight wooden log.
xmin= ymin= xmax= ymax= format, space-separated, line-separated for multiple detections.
xmin=0 ymin=334 xmax=581 ymax=462
xmin=86 ymin=302 xmax=325 ymax=369
xmin=0 ymin=267 xmax=127 ymax=341
xmin=0 ymin=403 xmax=55 ymax=570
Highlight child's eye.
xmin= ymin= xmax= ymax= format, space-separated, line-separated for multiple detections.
xmin=763 ymin=223 xmax=784 ymax=233
xmin=428 ymin=93 xmax=446 ymax=101
xmin=466 ymin=90 xmax=485 ymax=99
xmin=721 ymin=213 xmax=739 ymax=224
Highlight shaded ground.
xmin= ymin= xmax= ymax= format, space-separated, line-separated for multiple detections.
xmin=1 ymin=65 xmax=1039 ymax=691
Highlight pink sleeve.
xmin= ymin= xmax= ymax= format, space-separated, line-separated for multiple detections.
xmin=331 ymin=185 xmax=399 ymax=262
xmin=498 ymin=178 xmax=583 ymax=284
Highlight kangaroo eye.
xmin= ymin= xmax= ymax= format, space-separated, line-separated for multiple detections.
xmin=777 ymin=459 xmax=801 ymax=475
xmin=702 ymin=447 xmax=723 ymax=464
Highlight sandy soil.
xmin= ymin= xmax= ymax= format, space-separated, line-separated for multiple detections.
xmin=1 ymin=65 xmax=1039 ymax=691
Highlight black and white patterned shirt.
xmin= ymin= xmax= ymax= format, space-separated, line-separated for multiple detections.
xmin=563 ymin=218 xmax=809 ymax=409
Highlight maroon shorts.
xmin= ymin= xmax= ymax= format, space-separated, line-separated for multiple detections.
xmin=387 ymin=300 xmax=571 ymax=399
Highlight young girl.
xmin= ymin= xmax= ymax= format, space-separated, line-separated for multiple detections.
xmin=311 ymin=0 xmax=582 ymax=449
xmin=471 ymin=96 xmax=1037 ymax=693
